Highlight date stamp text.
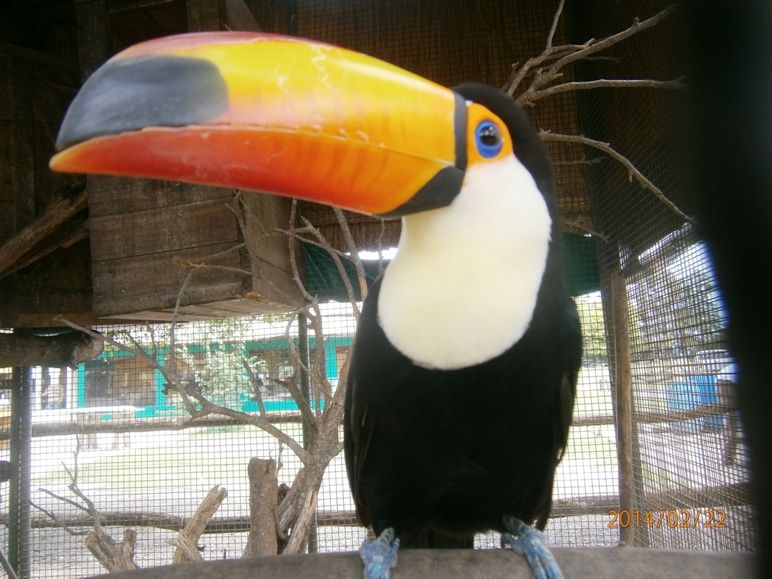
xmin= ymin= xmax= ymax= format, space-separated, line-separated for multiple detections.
xmin=607 ymin=508 xmax=727 ymax=529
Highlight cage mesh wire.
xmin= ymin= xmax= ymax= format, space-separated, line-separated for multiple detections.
xmin=0 ymin=274 xmax=622 ymax=578
xmin=574 ymin=0 xmax=754 ymax=554
xmin=0 ymin=0 xmax=755 ymax=576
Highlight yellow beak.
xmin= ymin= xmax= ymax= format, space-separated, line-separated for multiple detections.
xmin=50 ymin=32 xmax=468 ymax=217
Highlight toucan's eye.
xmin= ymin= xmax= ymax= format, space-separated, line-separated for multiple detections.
xmin=474 ymin=121 xmax=503 ymax=158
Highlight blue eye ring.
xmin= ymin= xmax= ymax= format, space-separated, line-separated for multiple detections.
xmin=474 ymin=120 xmax=503 ymax=158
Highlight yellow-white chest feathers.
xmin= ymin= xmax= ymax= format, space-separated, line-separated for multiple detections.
xmin=377 ymin=155 xmax=552 ymax=370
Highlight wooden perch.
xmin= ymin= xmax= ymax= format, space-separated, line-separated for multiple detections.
xmin=88 ymin=548 xmax=752 ymax=579
xmin=0 ymin=185 xmax=88 ymax=280
xmin=0 ymin=330 xmax=103 ymax=368
xmin=85 ymin=528 xmax=138 ymax=573
xmin=243 ymin=458 xmax=279 ymax=557
xmin=170 ymin=486 xmax=228 ymax=565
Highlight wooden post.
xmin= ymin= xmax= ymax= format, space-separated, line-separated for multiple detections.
xmin=609 ymin=272 xmax=635 ymax=546
xmin=8 ymin=363 xmax=32 ymax=579
xmin=243 ymin=458 xmax=278 ymax=557
xmin=75 ymin=0 xmax=111 ymax=80
xmin=296 ymin=312 xmax=318 ymax=553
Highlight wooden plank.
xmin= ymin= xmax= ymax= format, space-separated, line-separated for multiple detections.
xmin=240 ymin=193 xmax=301 ymax=308
xmin=88 ymin=178 xmax=231 ymax=217
xmin=89 ymin=197 xmax=240 ymax=260
xmin=91 ymin=197 xmax=239 ymax=258
xmin=249 ymin=256 xmax=301 ymax=309
xmin=93 ymin=257 xmax=298 ymax=320
xmin=92 ymin=241 xmax=246 ymax=316
xmin=241 ymin=193 xmax=294 ymax=272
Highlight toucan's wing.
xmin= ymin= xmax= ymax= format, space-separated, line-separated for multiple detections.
xmin=535 ymin=297 xmax=582 ymax=530
xmin=557 ymin=299 xmax=582 ymax=459
xmin=343 ymin=337 xmax=376 ymax=526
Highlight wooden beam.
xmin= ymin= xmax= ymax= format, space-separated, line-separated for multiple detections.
xmin=0 ymin=402 xmax=736 ymax=439
xmin=75 ymin=0 xmax=111 ymax=80
xmin=223 ymin=0 xmax=261 ymax=31
xmin=0 ymin=186 xmax=88 ymax=281
xmin=84 ymin=548 xmax=753 ymax=579
xmin=186 ymin=0 xmax=261 ymax=32
xmin=17 ymin=481 xmax=751 ymax=533
xmin=185 ymin=0 xmax=221 ymax=31
xmin=0 ymin=331 xmax=103 ymax=369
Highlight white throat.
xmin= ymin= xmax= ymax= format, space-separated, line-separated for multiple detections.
xmin=377 ymin=155 xmax=552 ymax=370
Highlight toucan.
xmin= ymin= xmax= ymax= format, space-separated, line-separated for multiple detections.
xmin=51 ymin=32 xmax=582 ymax=579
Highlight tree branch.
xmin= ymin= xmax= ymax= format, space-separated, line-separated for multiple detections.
xmin=540 ymin=131 xmax=694 ymax=222
xmin=524 ymin=77 xmax=686 ymax=103
xmin=58 ymin=318 xmax=310 ymax=460
xmin=544 ymin=5 xmax=677 ymax=80
xmin=333 ymin=208 xmax=368 ymax=302
xmin=545 ymin=0 xmax=565 ymax=49
xmin=171 ymin=486 xmax=228 ymax=565
xmin=506 ymin=3 xmax=679 ymax=105
xmin=241 ymin=356 xmax=267 ymax=416
xmin=299 ymin=216 xmax=361 ymax=321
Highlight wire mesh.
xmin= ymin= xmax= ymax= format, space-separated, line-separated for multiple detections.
xmin=1 ymin=285 xmax=624 ymax=578
xmin=572 ymin=0 xmax=754 ymax=554
xmin=0 ymin=0 xmax=755 ymax=575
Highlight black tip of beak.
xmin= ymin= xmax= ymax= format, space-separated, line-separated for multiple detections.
xmin=56 ymin=55 xmax=228 ymax=150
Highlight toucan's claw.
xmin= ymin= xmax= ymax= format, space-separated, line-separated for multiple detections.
xmin=359 ymin=528 xmax=400 ymax=579
xmin=501 ymin=516 xmax=564 ymax=579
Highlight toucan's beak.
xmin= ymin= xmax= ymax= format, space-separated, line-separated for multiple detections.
xmin=50 ymin=32 xmax=468 ymax=217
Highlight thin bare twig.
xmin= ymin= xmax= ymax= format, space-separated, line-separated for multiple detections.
xmin=183 ymin=261 xmax=252 ymax=277
xmin=37 ymin=488 xmax=93 ymax=517
xmin=168 ymin=268 xmax=195 ymax=403
xmin=541 ymin=131 xmax=694 ymax=222
xmin=546 ymin=5 xmax=677 ymax=76
xmin=29 ymin=500 xmax=88 ymax=537
xmin=241 ymin=356 xmax=267 ymax=416
xmin=560 ymin=217 xmax=610 ymax=243
xmin=287 ymin=201 xmax=318 ymax=304
xmin=552 ymin=157 xmax=606 ymax=167
xmin=524 ymin=77 xmax=686 ymax=103
xmin=333 ymin=208 xmax=368 ymax=301
xmin=58 ymin=319 xmax=199 ymax=416
xmin=300 ymin=216 xmax=361 ymax=321
xmin=278 ymin=227 xmax=351 ymax=260
xmin=283 ymin=312 xmax=320 ymax=429
xmin=376 ymin=219 xmax=387 ymax=277
xmin=545 ymin=0 xmax=565 ymax=49
xmin=506 ymin=3 xmax=679 ymax=105
xmin=58 ymin=318 xmax=309 ymax=459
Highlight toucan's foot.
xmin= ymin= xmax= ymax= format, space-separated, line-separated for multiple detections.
xmin=501 ymin=515 xmax=564 ymax=579
xmin=359 ymin=527 xmax=400 ymax=579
